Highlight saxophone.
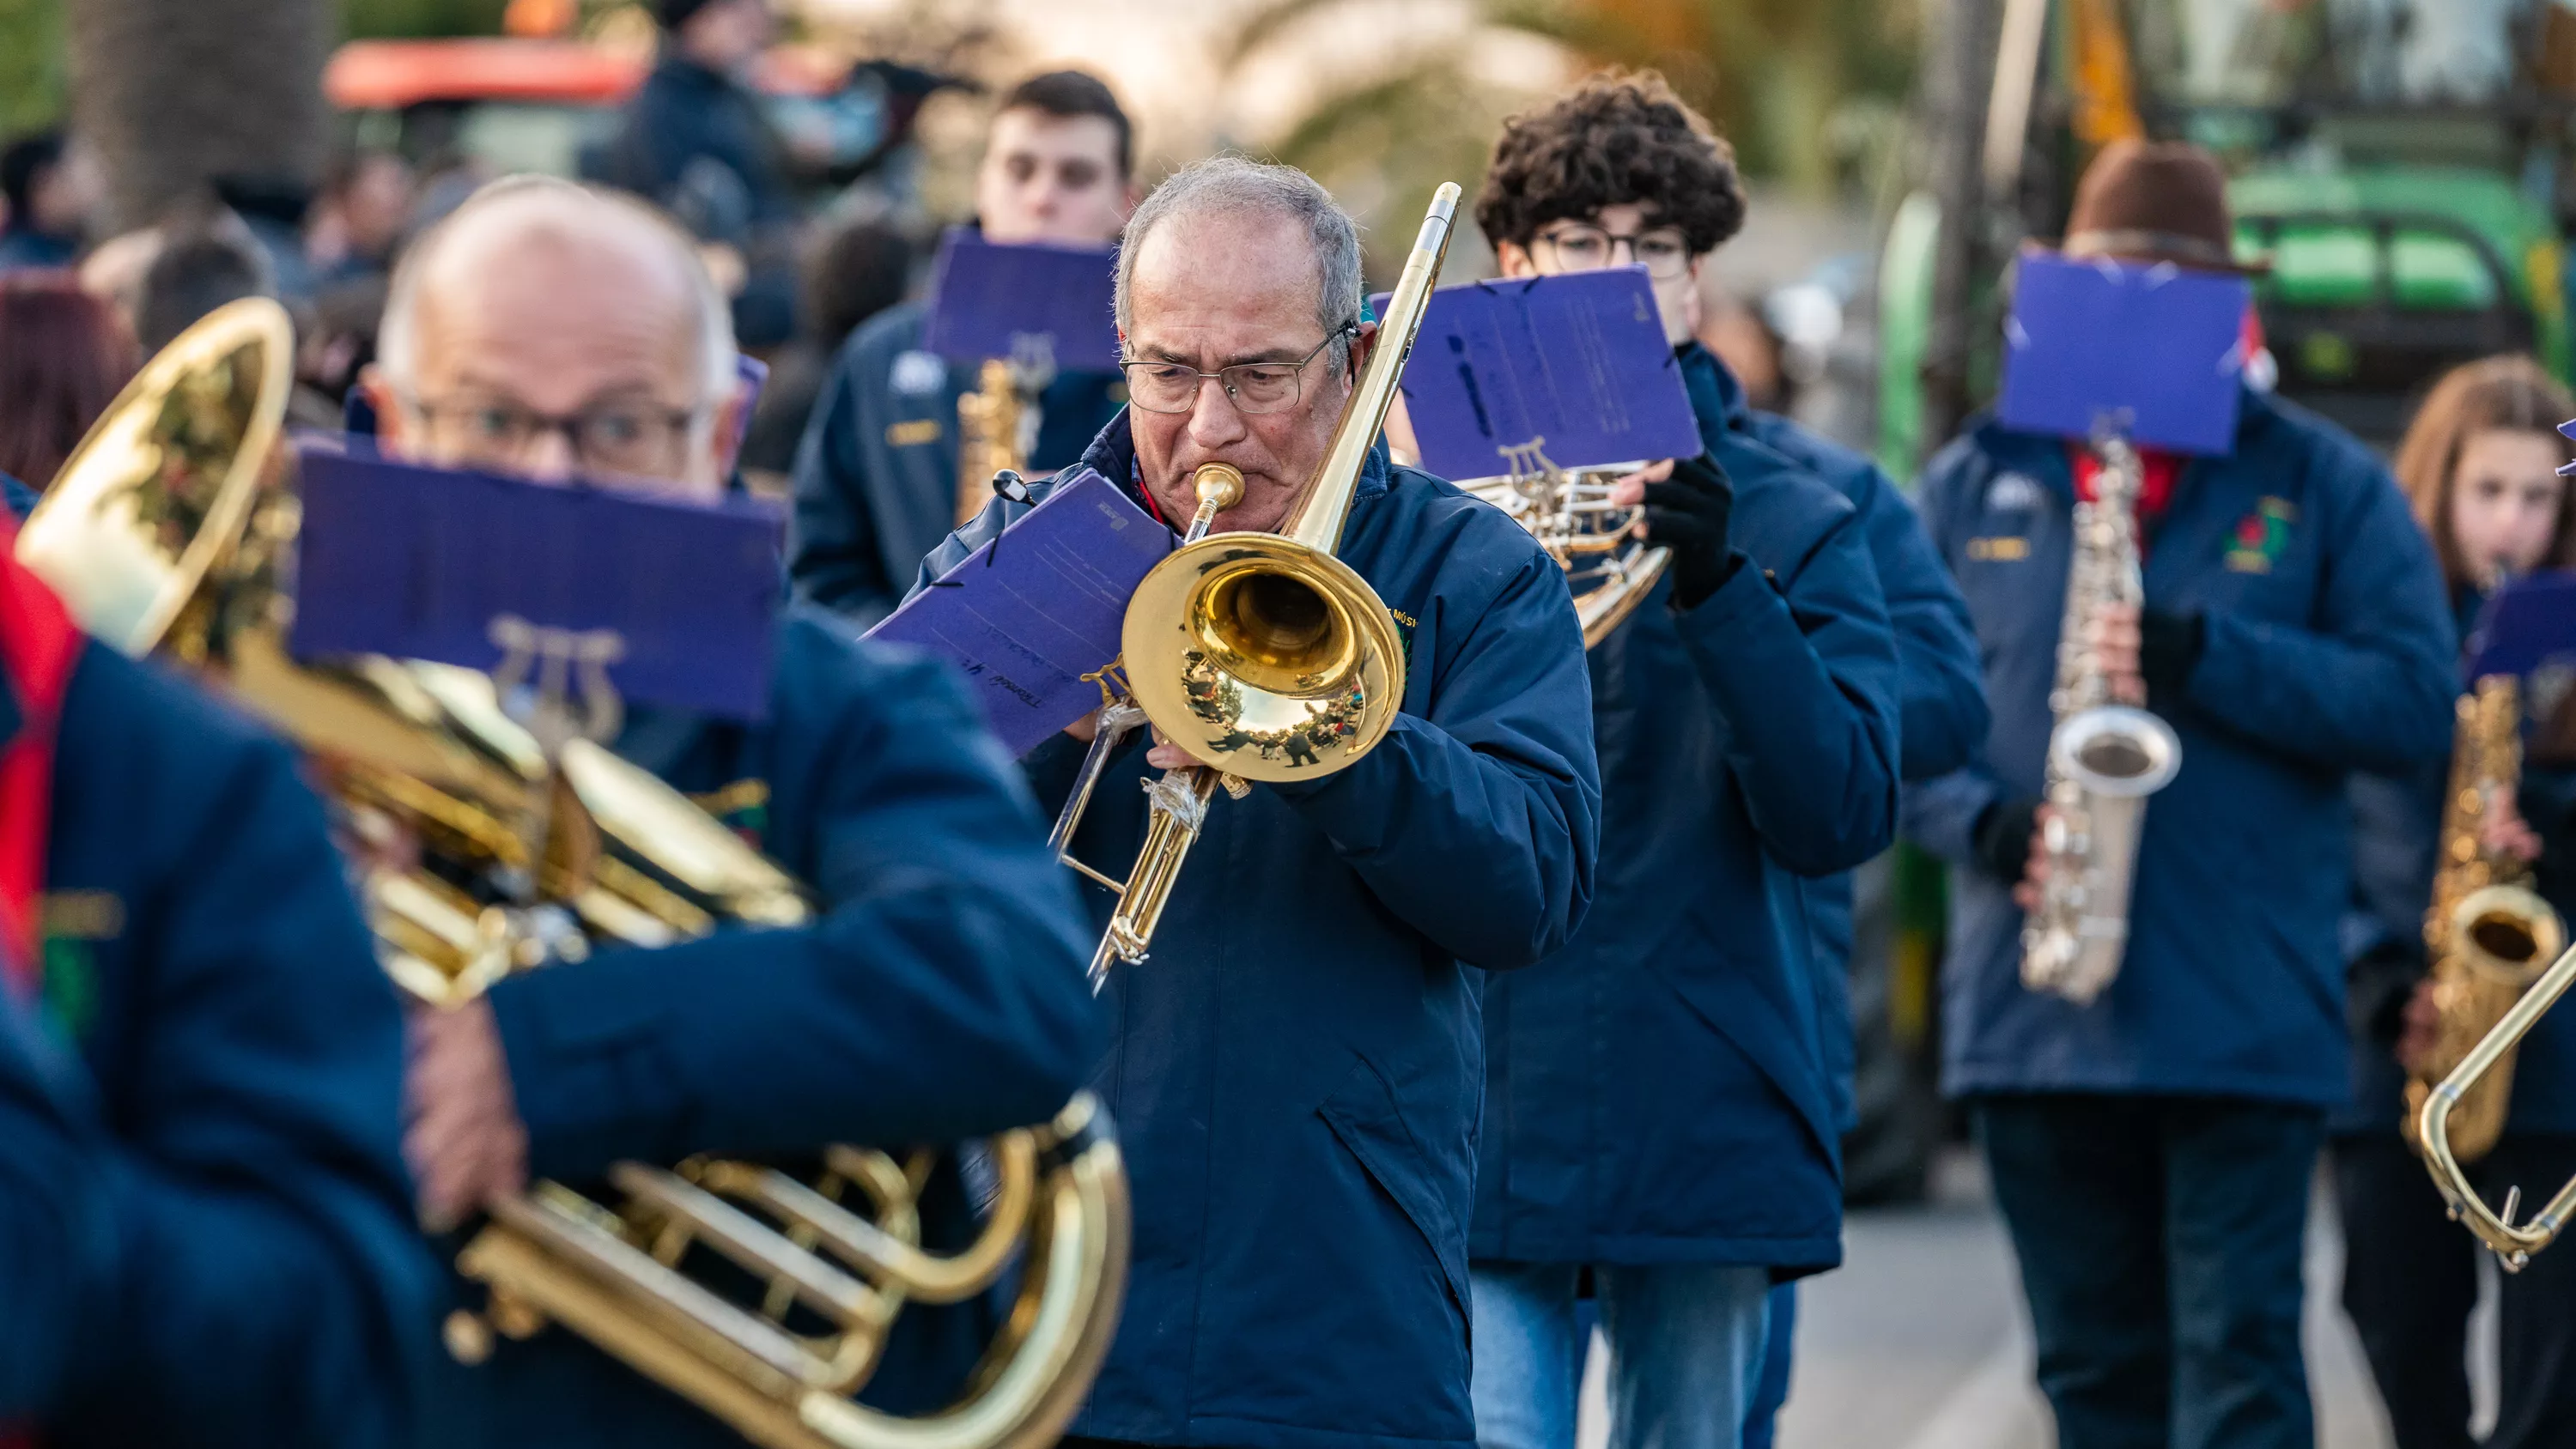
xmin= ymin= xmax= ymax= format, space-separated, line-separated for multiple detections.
xmin=2020 ymin=435 xmax=2184 ymax=1003
xmin=2403 ymin=676 xmax=2568 ymax=1163
xmin=955 ymin=359 xmax=1031 ymax=529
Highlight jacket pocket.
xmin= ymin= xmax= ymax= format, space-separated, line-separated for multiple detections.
xmin=1315 ymin=1052 xmax=1472 ymax=1337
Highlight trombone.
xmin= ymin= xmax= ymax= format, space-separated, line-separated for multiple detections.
xmin=2420 ymin=939 xmax=2576 ymax=1269
xmin=1048 ymin=183 xmax=1461 ymax=988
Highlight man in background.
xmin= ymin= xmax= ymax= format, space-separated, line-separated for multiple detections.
xmin=788 ymin=70 xmax=1137 ymax=626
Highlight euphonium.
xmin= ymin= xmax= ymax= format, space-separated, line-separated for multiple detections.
xmin=18 ymin=298 xmax=1129 ymax=1449
xmin=2021 ymin=433 xmax=2183 ymax=1004
xmin=1051 ymin=183 xmax=1461 ymax=988
xmin=1457 ymin=446 xmax=1669 ymax=648
xmin=2403 ymin=676 xmax=2567 ymax=1164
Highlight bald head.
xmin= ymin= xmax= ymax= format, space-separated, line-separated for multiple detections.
xmin=371 ymin=178 xmax=739 ymax=495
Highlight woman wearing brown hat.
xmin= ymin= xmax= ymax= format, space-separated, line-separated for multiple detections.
xmin=1902 ymin=139 xmax=2458 ymax=1449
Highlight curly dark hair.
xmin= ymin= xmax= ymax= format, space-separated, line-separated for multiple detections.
xmin=1475 ymin=70 xmax=1747 ymax=257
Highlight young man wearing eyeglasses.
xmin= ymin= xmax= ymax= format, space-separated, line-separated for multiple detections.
xmin=790 ymin=70 xmax=1142 ymax=627
xmin=1457 ymin=71 xmax=1971 ymax=1449
xmin=908 ymin=155 xmax=1601 ymax=1449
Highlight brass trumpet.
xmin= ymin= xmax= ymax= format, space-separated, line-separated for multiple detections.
xmin=19 ymin=298 xmax=1128 ymax=1449
xmin=1051 ymin=184 xmax=1461 ymax=988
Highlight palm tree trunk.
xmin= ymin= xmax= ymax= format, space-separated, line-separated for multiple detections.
xmin=68 ymin=0 xmax=329 ymax=233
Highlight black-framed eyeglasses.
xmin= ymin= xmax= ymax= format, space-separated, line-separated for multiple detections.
xmin=400 ymin=391 xmax=707 ymax=476
xmin=1119 ymin=324 xmax=1358 ymax=415
xmin=1533 ymin=223 xmax=1694 ymax=280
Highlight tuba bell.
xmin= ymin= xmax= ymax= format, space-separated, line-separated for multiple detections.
xmin=17 ymin=298 xmax=1128 ymax=1449
xmin=1456 ymin=445 xmax=1669 ymax=648
xmin=1047 ymin=184 xmax=1460 ymax=988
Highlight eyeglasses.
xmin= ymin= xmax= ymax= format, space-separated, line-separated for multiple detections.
xmin=1532 ymin=223 xmax=1694 ymax=280
xmin=1119 ymin=326 xmax=1358 ymax=415
xmin=402 ymin=392 xmax=706 ymax=477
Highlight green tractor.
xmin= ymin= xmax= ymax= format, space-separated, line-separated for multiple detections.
xmin=1844 ymin=0 xmax=2576 ymax=1203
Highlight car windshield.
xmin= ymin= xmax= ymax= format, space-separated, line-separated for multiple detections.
xmin=2129 ymin=0 xmax=2523 ymax=108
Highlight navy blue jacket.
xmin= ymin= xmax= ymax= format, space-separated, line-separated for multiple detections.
xmin=6 ymin=640 xmax=434 ymax=1447
xmin=791 ymin=300 xmax=1128 ymax=627
xmin=1472 ymin=345 xmax=1899 ymax=1272
xmin=908 ymin=417 xmax=1601 ymax=1449
xmin=1904 ymin=394 xmax=2457 ymax=1104
xmin=1704 ymin=356 xmax=1988 ymax=1131
xmin=604 ymin=52 xmax=793 ymax=234
xmin=448 ymin=608 xmax=1103 ymax=1448
xmin=2336 ymin=590 xmax=2576 ymax=1137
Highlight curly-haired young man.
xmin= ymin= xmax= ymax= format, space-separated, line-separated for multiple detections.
xmin=1462 ymin=70 xmax=1985 ymax=1449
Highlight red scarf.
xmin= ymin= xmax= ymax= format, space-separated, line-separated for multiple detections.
xmin=2069 ymin=445 xmax=2185 ymax=545
xmin=0 ymin=524 xmax=82 ymax=999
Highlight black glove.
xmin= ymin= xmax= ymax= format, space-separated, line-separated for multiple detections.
xmin=2139 ymin=608 xmax=2205 ymax=706
xmin=1643 ymin=452 xmax=1740 ymax=612
xmin=1971 ymin=794 xmax=2042 ymax=888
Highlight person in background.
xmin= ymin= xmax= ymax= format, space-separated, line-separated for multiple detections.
xmin=737 ymin=214 xmax=911 ymax=488
xmin=0 ymin=133 xmax=100 ymax=275
xmin=1904 ymin=139 xmax=2458 ymax=1449
xmin=1466 ymin=71 xmax=1923 ymax=1449
xmin=306 ymin=149 xmax=416 ymax=288
xmin=0 ymin=272 xmax=137 ymax=489
xmin=133 ymin=207 xmax=276 ymax=355
xmin=602 ymin=0 xmax=799 ymax=347
xmin=2334 ymin=355 xmax=2576 ymax=1449
xmin=790 ymin=69 xmax=1138 ymax=627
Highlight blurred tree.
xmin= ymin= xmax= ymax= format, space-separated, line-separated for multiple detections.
xmin=0 ymin=0 xmax=66 ymax=136
xmin=1228 ymin=0 xmax=1919 ymax=209
xmin=70 ymin=0 xmax=331 ymax=231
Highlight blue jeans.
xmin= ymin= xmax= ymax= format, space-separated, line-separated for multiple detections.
xmin=1470 ymin=1261 xmax=1771 ymax=1449
xmin=1977 ymin=1094 xmax=2324 ymax=1449
xmin=1741 ymin=1283 xmax=1795 ymax=1449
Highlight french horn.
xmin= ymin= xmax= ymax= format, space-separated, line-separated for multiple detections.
xmin=1456 ymin=446 xmax=1669 ymax=648
xmin=15 ymin=297 xmax=1127 ymax=1449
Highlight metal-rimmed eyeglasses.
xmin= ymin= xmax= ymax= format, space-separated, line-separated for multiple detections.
xmin=1119 ymin=324 xmax=1358 ymax=415
xmin=1533 ymin=222 xmax=1693 ymax=280
xmin=398 ymin=391 xmax=707 ymax=476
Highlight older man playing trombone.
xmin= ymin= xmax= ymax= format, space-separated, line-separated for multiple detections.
xmin=908 ymin=156 xmax=1602 ymax=1449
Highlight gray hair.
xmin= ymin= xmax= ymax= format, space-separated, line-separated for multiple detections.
xmin=1114 ymin=155 xmax=1363 ymax=363
xmin=376 ymin=174 xmax=737 ymax=409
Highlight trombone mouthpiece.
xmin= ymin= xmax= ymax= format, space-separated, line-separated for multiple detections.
xmin=1192 ymin=463 xmax=1246 ymax=512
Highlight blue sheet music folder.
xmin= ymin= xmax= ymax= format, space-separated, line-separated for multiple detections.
xmin=920 ymin=230 xmax=1121 ymax=373
xmin=1375 ymin=268 xmax=1700 ymax=481
xmin=2467 ymin=571 xmax=2576 ymax=682
xmin=1996 ymin=252 xmax=2251 ymax=456
xmin=866 ymin=467 xmax=1169 ymax=755
xmin=289 ymin=435 xmax=783 ymax=721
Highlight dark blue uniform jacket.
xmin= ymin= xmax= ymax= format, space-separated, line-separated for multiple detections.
xmin=2336 ymin=589 xmax=2576 ymax=1137
xmin=791 ymin=300 xmax=1128 ymax=626
xmin=1705 ymin=358 xmax=1988 ymax=1131
xmin=1904 ymin=393 xmax=2457 ymax=1104
xmin=908 ymin=417 xmax=1602 ymax=1449
xmin=1472 ymin=343 xmax=1899 ymax=1272
xmin=447 ymin=608 xmax=1103 ymax=1448
xmin=2 ymin=640 xmax=434 ymax=1447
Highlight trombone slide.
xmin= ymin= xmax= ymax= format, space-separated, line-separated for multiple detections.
xmin=2421 ymin=939 xmax=2576 ymax=1269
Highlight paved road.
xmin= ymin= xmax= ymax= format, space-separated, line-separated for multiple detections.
xmin=1575 ymin=1149 xmax=2456 ymax=1449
